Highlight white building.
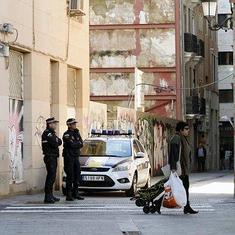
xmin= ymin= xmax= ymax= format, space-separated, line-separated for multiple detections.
xmin=0 ymin=0 xmax=90 ymax=196
xmin=218 ymin=0 xmax=234 ymax=150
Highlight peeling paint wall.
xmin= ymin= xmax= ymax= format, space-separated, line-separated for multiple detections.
xmin=90 ymin=0 xmax=178 ymax=118
xmin=90 ymin=29 xmax=175 ymax=68
xmin=90 ymin=0 xmax=175 ymax=24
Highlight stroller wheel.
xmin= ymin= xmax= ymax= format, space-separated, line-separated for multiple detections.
xmin=149 ymin=206 xmax=156 ymax=214
xmin=136 ymin=198 xmax=146 ymax=207
xmin=143 ymin=205 xmax=150 ymax=214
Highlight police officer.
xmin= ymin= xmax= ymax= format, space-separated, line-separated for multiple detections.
xmin=42 ymin=117 xmax=62 ymax=204
xmin=63 ymin=118 xmax=84 ymax=201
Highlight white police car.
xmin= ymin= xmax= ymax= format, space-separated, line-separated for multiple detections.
xmin=62 ymin=130 xmax=151 ymax=196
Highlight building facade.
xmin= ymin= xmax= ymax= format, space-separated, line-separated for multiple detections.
xmin=0 ymin=0 xmax=90 ymax=196
xmin=90 ymin=0 xmax=220 ymax=171
xmin=217 ymin=0 xmax=234 ymax=153
xmin=182 ymin=0 xmax=219 ymax=171
xmin=89 ymin=0 xmax=182 ymax=119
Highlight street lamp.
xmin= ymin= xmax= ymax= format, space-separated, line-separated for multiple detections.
xmin=202 ymin=0 xmax=233 ymax=31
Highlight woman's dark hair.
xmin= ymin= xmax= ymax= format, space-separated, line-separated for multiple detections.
xmin=176 ymin=121 xmax=189 ymax=132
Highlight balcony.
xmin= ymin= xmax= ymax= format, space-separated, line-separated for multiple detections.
xmin=186 ymin=96 xmax=206 ymax=116
xmin=197 ymin=39 xmax=205 ymax=57
xmin=200 ymin=98 xmax=206 ymax=115
xmin=184 ymin=33 xmax=198 ymax=54
xmin=186 ymin=96 xmax=200 ymax=115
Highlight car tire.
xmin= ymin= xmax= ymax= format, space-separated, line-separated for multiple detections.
xmin=143 ymin=172 xmax=151 ymax=189
xmin=125 ymin=173 xmax=137 ymax=197
xmin=62 ymin=186 xmax=66 ymax=196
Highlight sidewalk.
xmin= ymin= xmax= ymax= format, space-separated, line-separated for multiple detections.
xmin=151 ymin=170 xmax=233 ymax=185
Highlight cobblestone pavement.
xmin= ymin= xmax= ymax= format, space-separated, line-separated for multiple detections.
xmin=0 ymin=171 xmax=234 ymax=235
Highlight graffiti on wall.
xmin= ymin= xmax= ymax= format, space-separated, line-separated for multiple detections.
xmin=89 ymin=102 xmax=107 ymax=132
xmin=9 ymin=99 xmax=23 ymax=184
xmin=116 ymin=107 xmax=136 ymax=131
xmin=35 ymin=116 xmax=46 ymax=148
xmin=136 ymin=113 xmax=175 ymax=175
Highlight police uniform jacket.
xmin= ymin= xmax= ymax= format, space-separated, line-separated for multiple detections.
xmin=63 ymin=129 xmax=83 ymax=157
xmin=42 ymin=128 xmax=62 ymax=157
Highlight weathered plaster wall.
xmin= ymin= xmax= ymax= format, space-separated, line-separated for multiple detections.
xmin=90 ymin=72 xmax=176 ymax=96
xmin=90 ymin=0 xmax=177 ymax=118
xmin=90 ymin=0 xmax=175 ymax=25
xmin=90 ymin=29 xmax=175 ymax=68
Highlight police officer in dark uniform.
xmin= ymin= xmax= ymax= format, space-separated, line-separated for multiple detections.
xmin=63 ymin=118 xmax=84 ymax=201
xmin=42 ymin=117 xmax=62 ymax=203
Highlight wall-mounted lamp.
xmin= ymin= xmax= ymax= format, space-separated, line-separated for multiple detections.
xmin=202 ymin=0 xmax=233 ymax=31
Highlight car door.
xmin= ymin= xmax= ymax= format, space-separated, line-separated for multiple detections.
xmin=133 ymin=139 xmax=145 ymax=185
xmin=136 ymin=139 xmax=150 ymax=182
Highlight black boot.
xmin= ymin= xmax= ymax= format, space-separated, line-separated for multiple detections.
xmin=66 ymin=191 xmax=74 ymax=201
xmin=52 ymin=195 xmax=60 ymax=202
xmin=184 ymin=203 xmax=199 ymax=214
xmin=44 ymin=194 xmax=55 ymax=204
xmin=73 ymin=189 xmax=84 ymax=200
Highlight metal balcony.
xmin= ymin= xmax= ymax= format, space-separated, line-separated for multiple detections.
xmin=197 ymin=39 xmax=205 ymax=57
xmin=184 ymin=33 xmax=198 ymax=54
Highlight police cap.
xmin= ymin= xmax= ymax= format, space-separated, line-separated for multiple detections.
xmin=66 ymin=118 xmax=78 ymax=125
xmin=46 ymin=117 xmax=59 ymax=124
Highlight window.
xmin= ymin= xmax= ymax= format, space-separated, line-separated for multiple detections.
xmin=136 ymin=139 xmax=145 ymax=153
xmin=218 ymin=14 xmax=230 ymax=28
xmin=67 ymin=67 xmax=77 ymax=107
xmin=184 ymin=6 xmax=187 ymax=32
xmin=133 ymin=140 xmax=140 ymax=155
xmin=218 ymin=52 xmax=233 ymax=65
xmin=219 ymin=89 xmax=234 ymax=103
xmin=50 ymin=61 xmax=59 ymax=114
xmin=80 ymin=139 xmax=132 ymax=157
xmin=9 ymin=50 xmax=23 ymax=100
xmin=188 ymin=8 xmax=191 ymax=33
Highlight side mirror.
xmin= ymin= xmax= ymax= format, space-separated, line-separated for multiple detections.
xmin=135 ymin=152 xmax=145 ymax=159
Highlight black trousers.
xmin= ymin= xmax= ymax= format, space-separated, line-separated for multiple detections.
xmin=64 ymin=156 xmax=81 ymax=194
xmin=44 ymin=156 xmax=58 ymax=195
xmin=198 ymin=158 xmax=206 ymax=172
xmin=156 ymin=174 xmax=190 ymax=207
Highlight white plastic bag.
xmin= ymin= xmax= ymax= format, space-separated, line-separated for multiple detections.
xmin=161 ymin=161 xmax=182 ymax=178
xmin=164 ymin=172 xmax=187 ymax=208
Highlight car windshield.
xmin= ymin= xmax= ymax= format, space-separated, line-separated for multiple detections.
xmin=80 ymin=139 xmax=132 ymax=157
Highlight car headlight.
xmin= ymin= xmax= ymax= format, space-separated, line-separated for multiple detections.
xmin=113 ymin=163 xmax=131 ymax=172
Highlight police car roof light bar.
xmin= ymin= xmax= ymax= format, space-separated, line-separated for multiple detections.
xmin=90 ymin=129 xmax=134 ymax=136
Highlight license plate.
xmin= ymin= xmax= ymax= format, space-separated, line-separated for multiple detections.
xmin=82 ymin=175 xmax=105 ymax=181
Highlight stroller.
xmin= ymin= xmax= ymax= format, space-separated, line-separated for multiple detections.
xmin=131 ymin=178 xmax=167 ymax=214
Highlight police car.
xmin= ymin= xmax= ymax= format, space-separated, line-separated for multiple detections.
xmin=62 ymin=130 xmax=151 ymax=196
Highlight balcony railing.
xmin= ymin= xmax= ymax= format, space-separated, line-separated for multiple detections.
xmin=197 ymin=39 xmax=205 ymax=57
xmin=200 ymin=98 xmax=206 ymax=115
xmin=186 ymin=96 xmax=206 ymax=115
xmin=184 ymin=33 xmax=198 ymax=53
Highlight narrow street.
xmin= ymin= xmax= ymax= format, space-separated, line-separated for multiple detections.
xmin=0 ymin=172 xmax=234 ymax=235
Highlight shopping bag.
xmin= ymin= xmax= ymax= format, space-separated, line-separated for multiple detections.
xmin=163 ymin=185 xmax=179 ymax=208
xmin=163 ymin=172 xmax=187 ymax=208
xmin=161 ymin=161 xmax=182 ymax=178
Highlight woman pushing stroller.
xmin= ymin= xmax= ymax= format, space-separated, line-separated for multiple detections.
xmin=154 ymin=121 xmax=198 ymax=214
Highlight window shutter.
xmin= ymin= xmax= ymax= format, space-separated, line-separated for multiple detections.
xmin=9 ymin=50 xmax=23 ymax=100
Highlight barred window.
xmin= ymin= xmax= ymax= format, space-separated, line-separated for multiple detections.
xmin=67 ymin=67 xmax=77 ymax=107
xmin=9 ymin=50 xmax=23 ymax=100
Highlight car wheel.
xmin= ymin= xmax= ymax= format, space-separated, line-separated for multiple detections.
xmin=143 ymin=172 xmax=151 ymax=189
xmin=62 ymin=186 xmax=66 ymax=196
xmin=125 ymin=173 xmax=137 ymax=197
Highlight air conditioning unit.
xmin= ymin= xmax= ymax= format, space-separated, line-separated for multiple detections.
xmin=68 ymin=0 xmax=85 ymax=17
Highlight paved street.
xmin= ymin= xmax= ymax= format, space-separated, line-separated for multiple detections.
xmin=0 ymin=171 xmax=234 ymax=235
